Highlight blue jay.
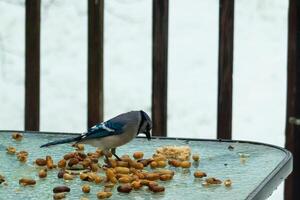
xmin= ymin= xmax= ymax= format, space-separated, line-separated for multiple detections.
xmin=40 ymin=110 xmax=152 ymax=161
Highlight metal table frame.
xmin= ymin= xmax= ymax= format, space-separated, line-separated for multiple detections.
xmin=0 ymin=130 xmax=293 ymax=200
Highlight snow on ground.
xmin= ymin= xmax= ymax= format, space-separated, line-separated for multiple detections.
xmin=0 ymin=0 xmax=289 ymax=199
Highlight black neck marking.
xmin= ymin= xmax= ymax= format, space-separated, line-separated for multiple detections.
xmin=137 ymin=111 xmax=145 ymax=135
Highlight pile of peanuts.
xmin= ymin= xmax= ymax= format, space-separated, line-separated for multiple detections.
xmin=6 ymin=133 xmax=29 ymax=162
xmin=47 ymin=149 xmax=174 ymax=199
xmin=6 ymin=146 xmax=29 ymax=163
xmin=4 ymin=132 xmax=232 ymax=199
xmin=155 ymin=145 xmax=191 ymax=161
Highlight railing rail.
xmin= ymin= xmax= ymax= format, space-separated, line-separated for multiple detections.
xmin=23 ymin=0 xmax=296 ymax=199
xmin=25 ymin=0 xmax=41 ymax=131
xmin=152 ymin=0 xmax=169 ymax=137
xmin=87 ymin=0 xmax=104 ymax=128
xmin=285 ymin=0 xmax=300 ymax=199
xmin=217 ymin=0 xmax=234 ymax=139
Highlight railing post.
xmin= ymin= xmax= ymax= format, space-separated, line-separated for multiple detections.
xmin=25 ymin=0 xmax=41 ymax=131
xmin=217 ymin=0 xmax=234 ymax=139
xmin=88 ymin=0 xmax=104 ymax=128
xmin=152 ymin=0 xmax=169 ymax=137
xmin=285 ymin=0 xmax=300 ymax=199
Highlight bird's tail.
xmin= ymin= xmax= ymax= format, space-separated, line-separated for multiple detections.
xmin=40 ymin=135 xmax=82 ymax=148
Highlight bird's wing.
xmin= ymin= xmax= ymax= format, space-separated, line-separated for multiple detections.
xmin=81 ymin=121 xmax=125 ymax=140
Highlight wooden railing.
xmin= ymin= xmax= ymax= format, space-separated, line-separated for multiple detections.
xmin=152 ymin=0 xmax=168 ymax=136
xmin=217 ymin=0 xmax=234 ymax=139
xmin=87 ymin=0 xmax=104 ymax=128
xmin=284 ymin=0 xmax=300 ymax=199
xmin=23 ymin=0 xmax=298 ymax=199
xmin=25 ymin=0 xmax=40 ymax=131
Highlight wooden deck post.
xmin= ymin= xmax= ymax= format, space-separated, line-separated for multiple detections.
xmin=217 ymin=0 xmax=234 ymax=139
xmin=87 ymin=0 xmax=104 ymax=128
xmin=285 ymin=0 xmax=300 ymax=199
xmin=25 ymin=0 xmax=41 ymax=131
xmin=152 ymin=0 xmax=169 ymax=137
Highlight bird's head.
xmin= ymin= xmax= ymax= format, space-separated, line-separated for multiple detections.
xmin=138 ymin=110 xmax=152 ymax=140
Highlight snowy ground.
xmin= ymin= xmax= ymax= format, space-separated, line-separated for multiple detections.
xmin=0 ymin=0 xmax=289 ymax=199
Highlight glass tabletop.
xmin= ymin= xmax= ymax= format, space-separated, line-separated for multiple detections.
xmin=0 ymin=131 xmax=292 ymax=200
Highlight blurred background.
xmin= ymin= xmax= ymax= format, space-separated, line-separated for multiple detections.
xmin=0 ymin=0 xmax=288 ymax=199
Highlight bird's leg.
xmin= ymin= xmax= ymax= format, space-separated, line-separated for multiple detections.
xmin=111 ymin=148 xmax=121 ymax=161
xmin=104 ymin=155 xmax=111 ymax=168
xmin=103 ymin=150 xmax=112 ymax=168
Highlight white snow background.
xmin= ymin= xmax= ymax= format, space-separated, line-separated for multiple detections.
xmin=0 ymin=0 xmax=289 ymax=199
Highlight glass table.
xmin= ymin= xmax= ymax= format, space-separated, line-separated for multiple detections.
xmin=0 ymin=131 xmax=292 ymax=200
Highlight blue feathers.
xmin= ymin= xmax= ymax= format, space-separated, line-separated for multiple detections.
xmin=40 ymin=111 xmax=144 ymax=148
xmin=40 ymin=136 xmax=81 ymax=148
xmin=40 ymin=121 xmax=124 ymax=148
xmin=82 ymin=121 xmax=125 ymax=140
xmin=104 ymin=121 xmax=124 ymax=134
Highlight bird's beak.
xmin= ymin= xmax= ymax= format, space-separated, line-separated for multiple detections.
xmin=146 ymin=130 xmax=151 ymax=141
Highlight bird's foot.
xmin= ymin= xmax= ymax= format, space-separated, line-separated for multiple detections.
xmin=111 ymin=148 xmax=121 ymax=161
xmin=102 ymin=163 xmax=112 ymax=168
xmin=113 ymin=153 xmax=121 ymax=161
xmin=103 ymin=155 xmax=112 ymax=168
